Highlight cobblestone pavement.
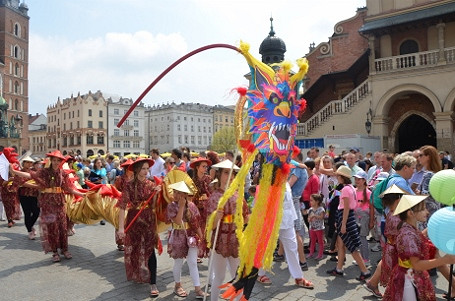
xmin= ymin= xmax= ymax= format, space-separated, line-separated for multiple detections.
xmin=0 ymin=220 xmax=449 ymax=301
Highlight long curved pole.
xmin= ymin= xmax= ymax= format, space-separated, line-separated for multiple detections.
xmin=117 ymin=43 xmax=241 ymax=128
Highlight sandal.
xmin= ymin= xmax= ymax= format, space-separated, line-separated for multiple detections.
xmin=52 ymin=253 xmax=61 ymax=263
xmin=197 ymin=258 xmax=203 ymax=264
xmin=117 ymin=245 xmax=125 ymax=251
xmin=194 ymin=289 xmax=209 ymax=299
xmin=257 ymin=275 xmax=272 ymax=285
xmin=295 ymin=278 xmax=314 ymax=289
xmin=62 ymin=251 xmax=72 ymax=259
xmin=363 ymin=282 xmax=383 ymax=298
xmin=150 ymin=285 xmax=159 ymax=298
xmin=174 ymin=286 xmax=188 ymax=298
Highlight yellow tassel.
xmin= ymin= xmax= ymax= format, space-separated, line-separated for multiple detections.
xmin=239 ymin=40 xmax=250 ymax=53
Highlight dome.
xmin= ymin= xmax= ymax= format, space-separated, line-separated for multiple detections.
xmin=259 ymin=17 xmax=286 ymax=64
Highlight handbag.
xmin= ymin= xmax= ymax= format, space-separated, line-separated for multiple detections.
xmin=182 ymin=222 xmax=198 ymax=248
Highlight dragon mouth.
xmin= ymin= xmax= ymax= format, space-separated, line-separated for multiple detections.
xmin=269 ymin=122 xmax=291 ymax=155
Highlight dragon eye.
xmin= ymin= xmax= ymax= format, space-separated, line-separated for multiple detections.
xmin=269 ymin=93 xmax=279 ymax=104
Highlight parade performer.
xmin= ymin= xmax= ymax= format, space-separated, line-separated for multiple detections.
xmin=205 ymin=160 xmax=249 ymax=300
xmin=383 ymin=195 xmax=455 ymax=301
xmin=117 ymin=40 xmax=308 ymax=299
xmin=11 ymin=150 xmax=85 ymax=262
xmin=117 ymin=158 xmax=162 ymax=298
xmin=11 ymin=156 xmax=40 ymax=239
xmin=167 ymin=181 xmax=208 ymax=299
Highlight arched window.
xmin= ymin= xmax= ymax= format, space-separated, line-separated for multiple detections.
xmin=14 ymin=46 xmax=20 ymax=59
xmin=400 ymin=40 xmax=419 ymax=55
xmin=14 ymin=81 xmax=19 ymax=94
xmin=15 ymin=63 xmax=19 ymax=76
xmin=14 ymin=23 xmax=21 ymax=37
xmin=14 ymin=99 xmax=19 ymax=110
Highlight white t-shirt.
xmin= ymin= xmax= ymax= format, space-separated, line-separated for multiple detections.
xmin=148 ymin=156 xmax=166 ymax=178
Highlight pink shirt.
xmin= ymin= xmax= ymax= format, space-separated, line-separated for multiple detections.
xmin=338 ymin=184 xmax=357 ymax=210
xmin=356 ymin=188 xmax=372 ymax=211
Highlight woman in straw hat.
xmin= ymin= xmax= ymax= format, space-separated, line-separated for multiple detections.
xmin=364 ymin=184 xmax=409 ymax=298
xmin=11 ymin=150 xmax=85 ymax=262
xmin=382 ymin=195 xmax=455 ymax=301
xmin=10 ymin=156 xmax=40 ymax=239
xmin=205 ymin=160 xmax=249 ymax=300
xmin=116 ymin=158 xmax=161 ymax=298
xmin=167 ymin=181 xmax=208 ymax=299
xmin=326 ymin=165 xmax=371 ymax=280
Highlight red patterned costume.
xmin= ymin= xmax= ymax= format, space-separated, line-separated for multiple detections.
xmin=383 ymin=222 xmax=437 ymax=301
xmin=206 ymin=189 xmax=248 ymax=258
xmin=30 ymin=168 xmax=75 ymax=253
xmin=166 ymin=200 xmax=202 ymax=259
xmin=380 ymin=212 xmax=401 ymax=286
xmin=1 ymin=178 xmax=21 ymax=224
xmin=192 ymin=174 xmax=212 ymax=231
xmin=117 ymin=178 xmax=159 ymax=283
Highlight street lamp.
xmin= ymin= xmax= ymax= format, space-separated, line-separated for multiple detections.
xmin=365 ymin=109 xmax=372 ymax=135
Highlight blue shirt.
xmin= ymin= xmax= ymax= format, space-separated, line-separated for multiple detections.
xmin=386 ymin=174 xmax=414 ymax=195
xmin=289 ymin=167 xmax=308 ymax=198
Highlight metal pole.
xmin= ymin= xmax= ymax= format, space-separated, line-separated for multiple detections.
xmin=203 ymin=159 xmax=237 ymax=301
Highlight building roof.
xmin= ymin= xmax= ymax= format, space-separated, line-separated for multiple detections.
xmin=360 ymin=2 xmax=455 ymax=33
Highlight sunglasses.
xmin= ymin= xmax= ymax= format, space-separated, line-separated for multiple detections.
xmin=169 ymin=162 xmax=175 ymax=165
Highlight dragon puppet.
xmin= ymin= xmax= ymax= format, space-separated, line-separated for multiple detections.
xmin=117 ymin=41 xmax=308 ymax=300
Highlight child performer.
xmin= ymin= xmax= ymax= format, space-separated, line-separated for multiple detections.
xmin=307 ymin=193 xmax=325 ymax=260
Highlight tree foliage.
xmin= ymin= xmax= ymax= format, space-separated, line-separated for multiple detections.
xmin=211 ymin=126 xmax=236 ymax=153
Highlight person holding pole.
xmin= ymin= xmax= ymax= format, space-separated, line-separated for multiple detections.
xmin=167 ymin=181 xmax=208 ymax=299
xmin=205 ymin=160 xmax=248 ymax=300
xmin=117 ymin=158 xmax=161 ymax=298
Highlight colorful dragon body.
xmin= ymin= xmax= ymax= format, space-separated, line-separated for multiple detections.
xmin=118 ymin=41 xmax=308 ymax=300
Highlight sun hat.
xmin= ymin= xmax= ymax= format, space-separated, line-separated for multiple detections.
xmin=379 ymin=184 xmax=409 ymax=198
xmin=21 ymin=155 xmax=35 ymax=163
xmin=169 ymin=181 xmax=193 ymax=195
xmin=211 ymin=159 xmax=240 ymax=171
xmin=46 ymin=150 xmax=66 ymax=161
xmin=128 ymin=158 xmax=154 ymax=172
xmin=336 ymin=165 xmax=352 ymax=179
xmin=353 ymin=170 xmax=368 ymax=181
xmin=189 ymin=157 xmax=212 ymax=169
xmin=393 ymin=194 xmax=428 ymax=216
xmin=120 ymin=158 xmax=135 ymax=168
xmin=376 ymin=172 xmax=389 ymax=181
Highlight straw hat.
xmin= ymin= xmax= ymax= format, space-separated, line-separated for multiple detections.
xmin=211 ymin=159 xmax=240 ymax=171
xmin=128 ymin=158 xmax=154 ymax=172
xmin=169 ymin=181 xmax=193 ymax=195
xmin=189 ymin=157 xmax=211 ymax=169
xmin=393 ymin=195 xmax=428 ymax=216
xmin=20 ymin=155 xmax=35 ymax=163
xmin=336 ymin=165 xmax=352 ymax=179
xmin=379 ymin=184 xmax=409 ymax=198
xmin=46 ymin=150 xmax=66 ymax=161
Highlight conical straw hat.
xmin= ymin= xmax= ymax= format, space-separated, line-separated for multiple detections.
xmin=169 ymin=181 xmax=193 ymax=195
xmin=379 ymin=184 xmax=409 ymax=198
xmin=393 ymin=194 xmax=428 ymax=216
xmin=211 ymin=159 xmax=240 ymax=170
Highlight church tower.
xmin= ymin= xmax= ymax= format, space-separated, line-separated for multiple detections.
xmin=0 ymin=0 xmax=29 ymax=152
xmin=259 ymin=17 xmax=287 ymax=64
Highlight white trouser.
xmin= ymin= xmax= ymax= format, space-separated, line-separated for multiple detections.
xmin=402 ymin=269 xmax=417 ymax=301
xmin=210 ymin=252 xmax=239 ymax=301
xmin=173 ymin=247 xmax=200 ymax=286
xmin=280 ymin=227 xmax=304 ymax=279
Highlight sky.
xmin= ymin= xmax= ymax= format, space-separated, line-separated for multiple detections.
xmin=26 ymin=0 xmax=366 ymax=114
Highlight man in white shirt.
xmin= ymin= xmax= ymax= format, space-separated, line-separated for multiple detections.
xmin=148 ymin=149 xmax=166 ymax=178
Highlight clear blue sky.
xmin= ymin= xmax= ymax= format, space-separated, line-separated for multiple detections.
xmin=26 ymin=0 xmax=366 ymax=114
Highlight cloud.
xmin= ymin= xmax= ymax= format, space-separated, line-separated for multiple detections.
xmin=29 ymin=31 xmax=188 ymax=112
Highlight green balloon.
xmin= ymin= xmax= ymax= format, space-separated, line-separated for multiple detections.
xmin=429 ymin=169 xmax=455 ymax=206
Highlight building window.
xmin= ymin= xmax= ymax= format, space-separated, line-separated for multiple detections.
xmin=88 ymin=109 xmax=92 ymax=117
xmin=204 ymin=136 xmax=207 ymax=145
xmin=198 ymin=126 xmax=201 ymax=132
xmin=184 ymin=135 xmax=188 ymax=144
xmin=14 ymin=63 xmax=19 ymax=76
xmin=198 ymin=136 xmax=202 ymax=145
xmin=209 ymin=137 xmax=212 ymax=145
xmin=178 ymin=135 xmax=182 ymax=144
xmin=184 ymin=125 xmax=187 ymax=131
xmin=114 ymin=129 xmax=119 ymax=136
xmin=123 ymin=141 xmax=130 ymax=148
xmin=77 ymin=136 xmax=81 ymax=145
xmin=400 ymin=39 xmax=419 ymax=55
xmin=124 ymin=130 xmax=130 ymax=136
xmin=198 ymin=118 xmax=200 ymax=122
xmin=208 ymin=127 xmax=211 ymax=133
xmin=14 ymin=23 xmax=21 ymax=37
xmin=133 ymin=141 xmax=140 ymax=148
xmin=167 ymin=125 xmax=170 ymax=131
xmin=97 ymin=135 xmax=104 ymax=144
xmin=134 ymin=110 xmax=139 ymax=117
xmin=114 ymin=118 xmax=119 ymax=125
xmin=63 ymin=124 xmax=66 ymax=131
xmin=166 ymin=135 xmax=169 ymax=144
xmin=88 ymin=120 xmax=93 ymax=128
xmin=204 ymin=119 xmax=206 ymax=123
xmin=177 ymin=124 xmax=181 ymax=131
xmin=191 ymin=125 xmax=194 ymax=131
xmin=77 ymin=121 xmax=80 ymax=128
xmin=98 ymin=121 xmax=103 ymax=128
xmin=113 ymin=140 xmax=120 ymax=148
xmin=191 ymin=136 xmax=195 ymax=144
xmin=63 ymin=137 xmax=67 ymax=147
xmin=124 ymin=109 xmax=128 ymax=114
xmin=184 ymin=117 xmax=187 ymax=121
xmin=124 ymin=119 xmax=129 ymax=126
xmin=134 ymin=130 xmax=139 ymax=137
xmin=203 ymin=127 xmax=206 ymax=132
xmin=114 ymin=109 xmax=119 ymax=115
xmin=177 ymin=116 xmax=180 ymax=120
xmin=133 ymin=120 xmax=139 ymax=127
xmin=191 ymin=117 xmax=193 ymax=122
xmin=86 ymin=135 xmax=94 ymax=144
xmin=99 ymin=111 xmax=103 ymax=117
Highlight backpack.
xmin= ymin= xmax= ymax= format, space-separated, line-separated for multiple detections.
xmin=371 ymin=174 xmax=401 ymax=214
xmin=115 ymin=168 xmax=123 ymax=177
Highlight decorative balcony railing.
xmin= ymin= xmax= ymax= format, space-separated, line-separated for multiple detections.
xmin=374 ymin=46 xmax=455 ymax=73
xmin=297 ymin=79 xmax=371 ymax=137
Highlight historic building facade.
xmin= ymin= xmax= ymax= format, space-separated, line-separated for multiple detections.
xmin=146 ymin=102 xmax=213 ymax=153
xmin=0 ymin=0 xmax=29 ymax=151
xmin=297 ymin=0 xmax=455 ymax=154
xmin=213 ymin=105 xmax=235 ymax=133
xmin=28 ymin=113 xmax=46 ymax=158
xmin=107 ymin=97 xmax=146 ymax=157
xmin=47 ymin=91 xmax=107 ymax=157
